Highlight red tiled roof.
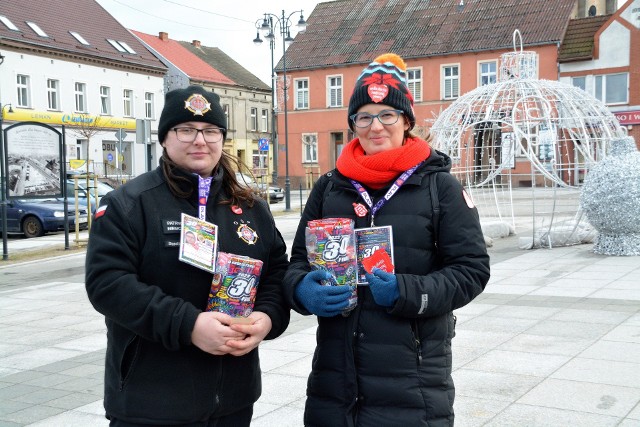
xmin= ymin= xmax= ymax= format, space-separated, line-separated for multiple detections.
xmin=281 ymin=0 xmax=576 ymax=72
xmin=0 ymin=0 xmax=165 ymax=72
xmin=132 ymin=30 xmax=235 ymax=85
xmin=558 ymin=15 xmax=611 ymax=62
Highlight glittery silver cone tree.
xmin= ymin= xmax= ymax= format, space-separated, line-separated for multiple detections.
xmin=581 ymin=137 xmax=640 ymax=256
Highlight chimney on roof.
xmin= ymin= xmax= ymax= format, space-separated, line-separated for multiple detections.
xmin=457 ymin=0 xmax=464 ymax=11
xmin=159 ymin=32 xmax=168 ymax=41
xmin=192 ymin=40 xmax=201 ymax=47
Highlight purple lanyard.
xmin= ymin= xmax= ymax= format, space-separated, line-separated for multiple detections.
xmin=198 ymin=176 xmax=213 ymax=220
xmin=350 ymin=162 xmax=422 ymax=226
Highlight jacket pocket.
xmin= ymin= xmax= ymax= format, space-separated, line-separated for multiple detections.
xmin=119 ymin=335 xmax=142 ymax=391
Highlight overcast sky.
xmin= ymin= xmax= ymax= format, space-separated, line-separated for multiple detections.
xmin=95 ymin=0 xmax=321 ymax=85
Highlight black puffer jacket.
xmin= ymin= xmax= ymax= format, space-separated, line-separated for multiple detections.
xmin=85 ymin=165 xmax=289 ymax=424
xmin=284 ymin=150 xmax=490 ymax=427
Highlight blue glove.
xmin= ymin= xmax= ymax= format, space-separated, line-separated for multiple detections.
xmin=294 ymin=270 xmax=352 ymax=317
xmin=365 ymin=268 xmax=399 ymax=307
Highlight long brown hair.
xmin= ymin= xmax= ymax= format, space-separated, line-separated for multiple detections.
xmin=161 ymin=149 xmax=256 ymax=207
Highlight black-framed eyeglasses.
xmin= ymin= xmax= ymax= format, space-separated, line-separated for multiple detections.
xmin=172 ymin=127 xmax=225 ymax=143
xmin=349 ymin=109 xmax=404 ymax=128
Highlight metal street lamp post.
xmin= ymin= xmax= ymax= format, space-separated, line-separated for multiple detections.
xmin=0 ymin=51 xmax=10 ymax=260
xmin=253 ymin=22 xmax=278 ymax=186
xmin=254 ymin=10 xmax=307 ymax=211
xmin=0 ymin=102 xmax=14 ymax=261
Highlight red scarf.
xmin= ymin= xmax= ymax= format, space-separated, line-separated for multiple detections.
xmin=336 ymin=137 xmax=431 ymax=189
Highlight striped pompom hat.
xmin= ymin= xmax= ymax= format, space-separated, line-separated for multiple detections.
xmin=347 ymin=53 xmax=416 ymax=131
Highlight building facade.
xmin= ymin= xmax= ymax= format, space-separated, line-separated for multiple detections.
xmin=134 ymin=31 xmax=274 ymax=182
xmin=0 ymin=0 xmax=167 ymax=180
xmin=559 ymin=0 xmax=640 ymax=146
xmin=274 ymin=0 xmax=634 ymax=188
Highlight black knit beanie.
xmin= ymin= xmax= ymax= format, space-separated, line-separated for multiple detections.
xmin=347 ymin=53 xmax=416 ymax=131
xmin=158 ymin=85 xmax=227 ymax=143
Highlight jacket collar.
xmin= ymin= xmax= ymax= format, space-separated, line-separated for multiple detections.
xmin=157 ymin=158 xmax=224 ymax=202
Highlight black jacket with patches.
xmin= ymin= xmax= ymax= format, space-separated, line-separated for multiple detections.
xmin=85 ymin=165 xmax=289 ymax=424
xmin=284 ymin=149 xmax=490 ymax=427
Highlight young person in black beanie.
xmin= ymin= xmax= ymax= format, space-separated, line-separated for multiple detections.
xmin=85 ymin=85 xmax=290 ymax=426
xmin=284 ymin=54 xmax=490 ymax=426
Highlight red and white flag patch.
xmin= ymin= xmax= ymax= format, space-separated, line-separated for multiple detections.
xmin=94 ymin=205 xmax=107 ymax=219
xmin=462 ymin=189 xmax=475 ymax=209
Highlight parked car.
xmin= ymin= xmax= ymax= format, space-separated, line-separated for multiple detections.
xmin=235 ymin=173 xmax=284 ymax=203
xmin=1 ymin=199 xmax=89 ymax=238
xmin=63 ymin=179 xmax=115 ymax=213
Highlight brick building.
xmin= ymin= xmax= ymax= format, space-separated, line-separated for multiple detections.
xmin=275 ymin=0 xmax=635 ymax=188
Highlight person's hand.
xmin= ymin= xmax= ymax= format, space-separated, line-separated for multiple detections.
xmin=226 ymin=311 xmax=272 ymax=356
xmin=365 ymin=268 xmax=399 ymax=307
xmin=191 ymin=311 xmax=246 ymax=355
xmin=294 ymin=270 xmax=352 ymax=317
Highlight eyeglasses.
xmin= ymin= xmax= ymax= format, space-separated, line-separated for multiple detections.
xmin=350 ymin=109 xmax=404 ymax=128
xmin=172 ymin=127 xmax=225 ymax=143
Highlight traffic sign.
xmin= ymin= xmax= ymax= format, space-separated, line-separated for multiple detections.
xmin=115 ymin=129 xmax=127 ymax=140
xmin=258 ymin=138 xmax=269 ymax=151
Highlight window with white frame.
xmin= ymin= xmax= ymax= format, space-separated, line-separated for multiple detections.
xmin=407 ymin=68 xmax=422 ymax=102
xmin=442 ymin=65 xmax=459 ymax=99
xmin=295 ymin=78 xmax=309 ymax=109
xmin=0 ymin=15 xmax=19 ymax=31
xmin=595 ymin=73 xmax=628 ymax=105
xmin=571 ymin=76 xmax=586 ymax=91
xmin=327 ymin=75 xmax=342 ymax=108
xmin=119 ymin=41 xmax=136 ymax=54
xmin=144 ymin=92 xmax=154 ymax=119
xmin=302 ymin=133 xmax=318 ymax=163
xmin=123 ymin=89 xmax=133 ymax=117
xmin=261 ymin=109 xmax=268 ymax=132
xmin=69 ymin=31 xmax=90 ymax=45
xmin=74 ymin=82 xmax=86 ymax=112
xmin=27 ymin=21 xmax=48 ymax=38
xmin=17 ymin=74 xmax=30 ymax=107
xmin=47 ymin=79 xmax=59 ymax=110
xmin=100 ymin=86 xmax=111 ymax=115
xmin=250 ymin=107 xmax=258 ymax=131
xmin=107 ymin=39 xmax=126 ymax=53
xmin=479 ymin=61 xmax=497 ymax=86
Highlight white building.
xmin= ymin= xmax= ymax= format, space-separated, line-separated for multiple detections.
xmin=0 ymin=0 xmax=167 ymax=180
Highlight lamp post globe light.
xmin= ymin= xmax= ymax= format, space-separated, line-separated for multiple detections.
xmin=253 ymin=10 xmax=307 ymax=211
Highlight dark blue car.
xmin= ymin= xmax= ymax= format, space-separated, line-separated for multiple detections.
xmin=1 ymin=199 xmax=89 ymax=238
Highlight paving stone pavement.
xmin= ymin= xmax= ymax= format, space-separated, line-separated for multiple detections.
xmin=1 ymin=221 xmax=639 ymax=426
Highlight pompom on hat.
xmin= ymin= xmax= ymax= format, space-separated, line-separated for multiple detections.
xmin=158 ymin=85 xmax=227 ymax=143
xmin=347 ymin=53 xmax=416 ymax=131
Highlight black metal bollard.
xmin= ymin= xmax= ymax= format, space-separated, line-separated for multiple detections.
xmin=299 ymin=183 xmax=303 ymax=216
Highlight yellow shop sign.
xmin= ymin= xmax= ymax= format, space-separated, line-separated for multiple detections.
xmin=2 ymin=108 xmax=136 ymax=130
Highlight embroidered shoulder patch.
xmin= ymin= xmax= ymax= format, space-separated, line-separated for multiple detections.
xmin=462 ymin=189 xmax=475 ymax=209
xmin=94 ymin=205 xmax=107 ymax=219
